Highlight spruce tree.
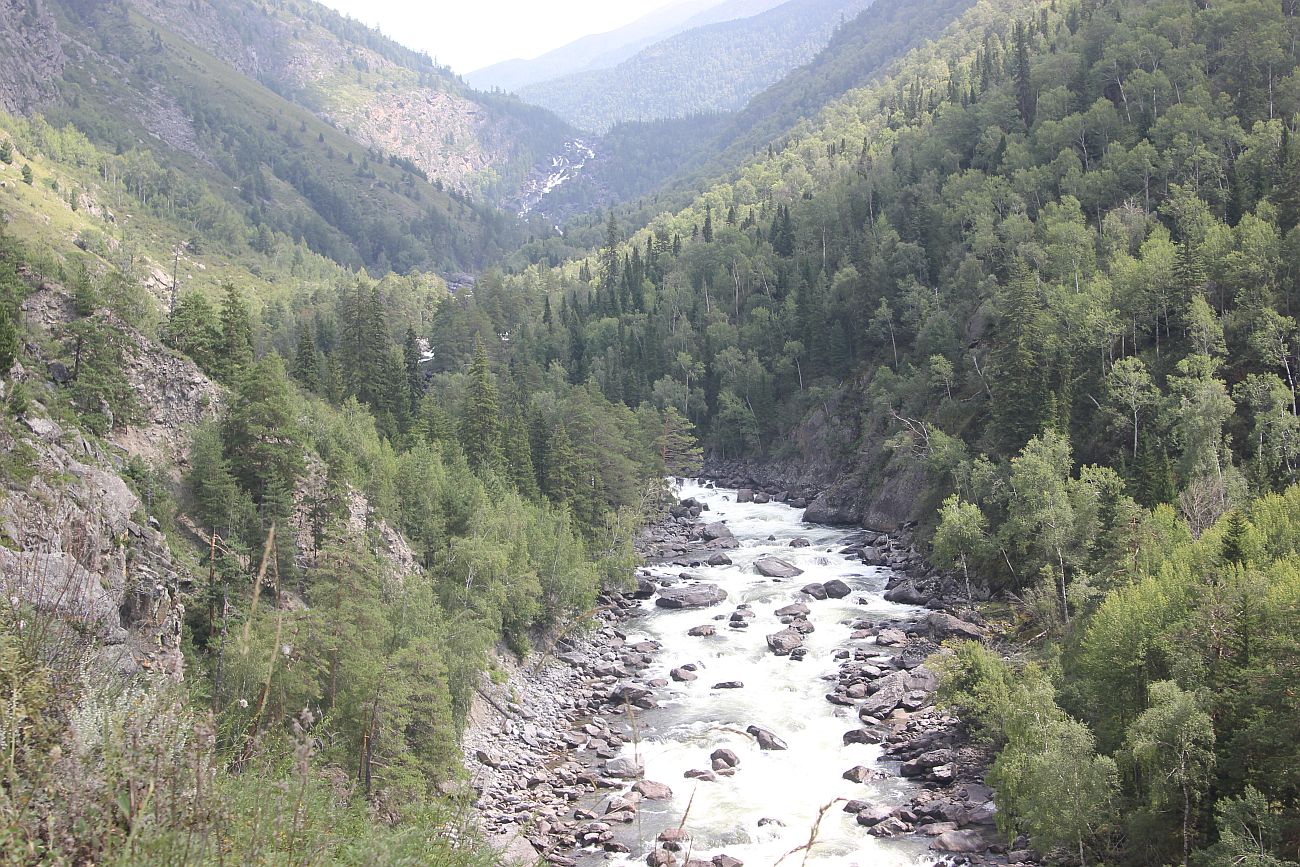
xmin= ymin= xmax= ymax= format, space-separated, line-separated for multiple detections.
xmin=542 ymin=420 xmax=581 ymax=507
xmin=403 ymin=326 xmax=423 ymax=412
xmin=702 ymin=205 xmax=714 ymax=243
xmin=460 ymin=337 xmax=502 ymax=472
xmin=216 ymin=284 xmax=254 ymax=381
xmin=20 ymin=164 xmax=32 ymax=185
xmin=0 ymin=140 xmax=12 ymax=164
xmin=1014 ymin=20 xmax=1035 ymax=129
xmin=291 ymin=327 xmax=318 ymax=389
xmin=503 ymin=407 xmax=539 ymax=497
xmin=0 ymin=305 xmax=18 ymax=376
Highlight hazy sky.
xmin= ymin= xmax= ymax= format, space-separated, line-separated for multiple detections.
xmin=317 ymin=0 xmax=680 ymax=75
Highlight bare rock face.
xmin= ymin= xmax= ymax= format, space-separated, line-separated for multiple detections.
xmin=0 ymin=431 xmax=185 ymax=680
xmin=0 ymin=0 xmax=65 ymax=113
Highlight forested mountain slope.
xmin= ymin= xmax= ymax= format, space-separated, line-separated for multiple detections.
xmin=515 ymin=0 xmax=979 ymax=257
xmin=0 ymin=0 xmax=575 ymax=275
xmin=516 ymin=0 xmax=879 ymax=132
xmin=428 ymin=0 xmax=1300 ymax=860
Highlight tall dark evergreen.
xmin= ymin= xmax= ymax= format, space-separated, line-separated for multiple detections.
xmin=460 ymin=337 xmax=502 ymax=472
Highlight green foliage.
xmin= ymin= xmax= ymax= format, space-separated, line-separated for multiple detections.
xmin=0 ymin=305 xmax=16 ymax=375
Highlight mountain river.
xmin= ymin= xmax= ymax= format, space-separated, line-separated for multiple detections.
xmin=587 ymin=480 xmax=931 ymax=866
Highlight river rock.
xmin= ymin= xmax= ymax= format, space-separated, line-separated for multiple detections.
xmin=632 ymin=576 xmax=657 ymax=599
xmin=684 ymin=769 xmax=717 ymax=781
xmin=930 ymin=829 xmax=989 ymax=854
xmin=765 ymin=628 xmax=804 ymax=656
xmin=709 ymin=748 xmax=739 ymax=768
xmin=707 ymin=552 xmax=733 ymax=566
xmin=843 ymin=728 xmax=883 ymax=746
xmin=823 ymin=579 xmax=853 ymax=598
xmin=774 ymin=602 xmax=810 ymax=617
xmin=656 ymin=584 xmax=727 ymax=609
xmin=746 ymin=725 xmax=788 ymax=750
xmin=755 ymin=557 xmax=803 ymax=578
xmin=700 ymin=522 xmax=735 ymax=543
xmin=854 ymin=805 xmax=896 ymax=826
xmin=605 ymin=755 xmax=645 ymax=779
xmin=789 ymin=537 xmax=811 ymax=548
xmin=875 ymin=627 xmax=908 ymax=646
xmin=868 ymin=816 xmax=911 ymax=837
xmin=737 ymin=489 xmax=756 ymax=503
xmin=883 ymin=579 xmax=928 ymax=605
xmin=687 ymin=624 xmax=717 ymax=637
xmin=712 ymin=856 xmax=743 ymax=867
xmin=633 ymin=780 xmax=674 ymax=800
xmin=842 ymin=765 xmax=877 ymax=783
xmin=800 ymin=582 xmax=828 ymax=599
xmin=671 ymin=667 xmax=697 ymax=682
xmin=712 ymin=681 xmax=744 ymax=689
xmin=926 ymin=611 xmax=988 ymax=641
xmin=859 ymin=668 xmax=934 ymax=719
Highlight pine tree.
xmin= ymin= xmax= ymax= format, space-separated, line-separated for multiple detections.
xmin=0 ymin=140 xmax=12 ymax=164
xmin=216 ymin=284 xmax=254 ymax=381
xmin=659 ymin=406 xmax=703 ymax=477
xmin=503 ymin=407 xmax=539 ymax=497
xmin=460 ymin=337 xmax=502 ymax=472
xmin=0 ymin=305 xmax=19 ymax=376
xmin=223 ymin=354 xmax=302 ymax=505
xmin=1014 ymin=20 xmax=1035 ymax=129
xmin=992 ymin=260 xmax=1049 ymax=452
xmin=291 ymin=327 xmax=318 ymax=389
xmin=20 ymin=164 xmax=32 ymax=185
xmin=403 ymin=326 xmax=423 ymax=412
xmin=542 ymin=420 xmax=581 ymax=507
xmin=1275 ymin=139 xmax=1300 ymax=234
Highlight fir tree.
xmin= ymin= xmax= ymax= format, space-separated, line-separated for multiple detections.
xmin=702 ymin=205 xmax=714 ymax=243
xmin=1014 ymin=20 xmax=1035 ymax=129
xmin=216 ymin=285 xmax=254 ymax=381
xmin=542 ymin=420 xmax=581 ymax=507
xmin=503 ymin=407 xmax=539 ymax=497
xmin=0 ymin=305 xmax=19 ymax=376
xmin=403 ymin=326 xmax=423 ymax=412
xmin=291 ymin=327 xmax=318 ymax=389
xmin=460 ymin=337 xmax=502 ymax=472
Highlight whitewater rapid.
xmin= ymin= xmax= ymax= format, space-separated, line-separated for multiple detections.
xmin=593 ymin=480 xmax=930 ymax=866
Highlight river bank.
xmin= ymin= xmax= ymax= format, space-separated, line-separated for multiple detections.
xmin=462 ymin=481 xmax=1037 ymax=866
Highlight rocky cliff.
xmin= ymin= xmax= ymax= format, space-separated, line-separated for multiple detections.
xmin=0 ymin=0 xmax=65 ymax=114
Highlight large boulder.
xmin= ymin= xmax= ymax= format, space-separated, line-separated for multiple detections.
xmin=800 ymin=582 xmax=828 ymax=600
xmin=737 ymin=488 xmax=756 ymax=503
xmin=755 ymin=557 xmax=803 ymax=578
xmin=700 ymin=522 xmax=735 ymax=543
xmin=605 ymin=755 xmax=645 ymax=779
xmin=766 ymin=628 xmax=804 ymax=656
xmin=633 ymin=780 xmax=674 ymax=801
xmin=656 ymin=584 xmax=728 ymax=609
xmin=883 ymin=579 xmax=928 ymax=605
xmin=746 ymin=725 xmax=788 ymax=751
xmin=823 ymin=579 xmax=853 ymax=599
xmin=859 ymin=668 xmax=934 ymax=719
xmin=930 ymin=830 xmax=989 ymax=854
xmin=803 ymin=492 xmax=860 ymax=525
xmin=926 ymin=612 xmax=988 ymax=641
xmin=706 ymin=552 xmax=733 ymax=566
